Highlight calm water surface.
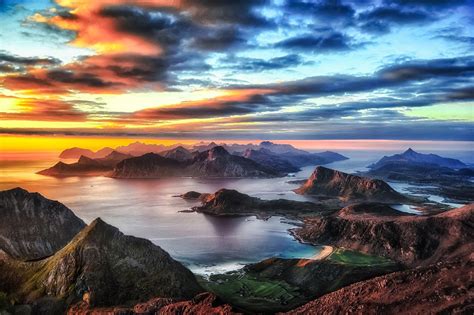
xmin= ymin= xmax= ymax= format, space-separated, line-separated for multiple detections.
xmin=1 ymin=149 xmax=471 ymax=273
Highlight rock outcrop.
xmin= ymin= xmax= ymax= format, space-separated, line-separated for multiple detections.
xmin=285 ymin=259 xmax=472 ymax=315
xmin=295 ymin=166 xmax=407 ymax=203
xmin=0 ymin=187 xmax=85 ymax=260
xmin=293 ymin=203 xmax=474 ymax=266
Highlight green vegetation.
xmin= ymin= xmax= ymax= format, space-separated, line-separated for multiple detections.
xmin=198 ymin=272 xmax=306 ymax=313
xmin=327 ymin=248 xmax=394 ymax=266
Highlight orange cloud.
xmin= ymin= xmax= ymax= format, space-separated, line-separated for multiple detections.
xmin=31 ymin=0 xmax=178 ymax=54
xmin=0 ymin=95 xmax=87 ymax=121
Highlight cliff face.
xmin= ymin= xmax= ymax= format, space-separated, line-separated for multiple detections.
xmin=22 ymin=218 xmax=202 ymax=307
xmin=285 ymin=259 xmax=471 ymax=315
xmin=293 ymin=204 xmax=474 ymax=266
xmin=0 ymin=188 xmax=85 ymax=260
xmin=295 ymin=166 xmax=406 ymax=203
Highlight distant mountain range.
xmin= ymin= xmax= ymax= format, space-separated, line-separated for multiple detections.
xmin=42 ymin=142 xmax=348 ymax=178
xmin=369 ymin=148 xmax=466 ymax=169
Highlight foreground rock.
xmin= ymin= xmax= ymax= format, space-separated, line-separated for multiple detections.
xmin=295 ymin=166 xmax=408 ymax=203
xmin=188 ymin=189 xmax=327 ymax=218
xmin=1 ymin=218 xmax=203 ymax=309
xmin=285 ymin=259 xmax=472 ymax=315
xmin=293 ymin=203 xmax=474 ymax=266
xmin=67 ymin=292 xmax=237 ymax=315
xmin=0 ymin=187 xmax=85 ymax=260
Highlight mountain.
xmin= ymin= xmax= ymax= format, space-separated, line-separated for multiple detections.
xmin=94 ymin=150 xmax=133 ymax=167
xmin=38 ymin=156 xmax=113 ymax=177
xmin=258 ymin=141 xmax=309 ymax=155
xmin=189 ymin=188 xmax=323 ymax=218
xmin=58 ymin=147 xmax=114 ymax=159
xmin=111 ymin=153 xmax=183 ymax=178
xmin=295 ymin=166 xmax=406 ymax=203
xmin=370 ymin=148 xmax=466 ymax=169
xmin=285 ymin=259 xmax=471 ymax=315
xmin=10 ymin=218 xmax=203 ymax=308
xmin=186 ymin=146 xmax=279 ymax=178
xmin=191 ymin=141 xmax=219 ymax=152
xmin=115 ymin=141 xmax=171 ymax=156
xmin=293 ymin=203 xmax=474 ymax=266
xmin=160 ymin=146 xmax=193 ymax=161
xmin=243 ymin=148 xmax=300 ymax=173
xmin=0 ymin=187 xmax=85 ymax=260
xmin=59 ymin=147 xmax=95 ymax=159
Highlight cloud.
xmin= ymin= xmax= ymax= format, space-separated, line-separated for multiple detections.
xmin=275 ymin=31 xmax=354 ymax=52
xmin=357 ymin=6 xmax=431 ymax=34
xmin=0 ymin=96 xmax=87 ymax=121
xmin=220 ymin=54 xmax=304 ymax=72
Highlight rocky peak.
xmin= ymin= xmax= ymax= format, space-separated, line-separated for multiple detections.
xmin=0 ymin=187 xmax=85 ymax=260
xmin=207 ymin=146 xmax=230 ymax=159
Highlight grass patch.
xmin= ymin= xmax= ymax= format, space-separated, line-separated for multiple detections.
xmin=198 ymin=272 xmax=306 ymax=313
xmin=327 ymin=248 xmax=394 ymax=266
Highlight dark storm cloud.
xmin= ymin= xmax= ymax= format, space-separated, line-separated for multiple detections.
xmin=275 ymin=32 xmax=353 ymax=52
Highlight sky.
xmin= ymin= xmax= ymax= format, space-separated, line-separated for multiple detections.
xmin=0 ymin=0 xmax=473 ymax=142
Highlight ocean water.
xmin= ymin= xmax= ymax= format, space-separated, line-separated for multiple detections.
xmin=0 ymin=149 xmax=471 ymax=274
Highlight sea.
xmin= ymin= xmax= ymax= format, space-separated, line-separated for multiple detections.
xmin=0 ymin=148 xmax=472 ymax=274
